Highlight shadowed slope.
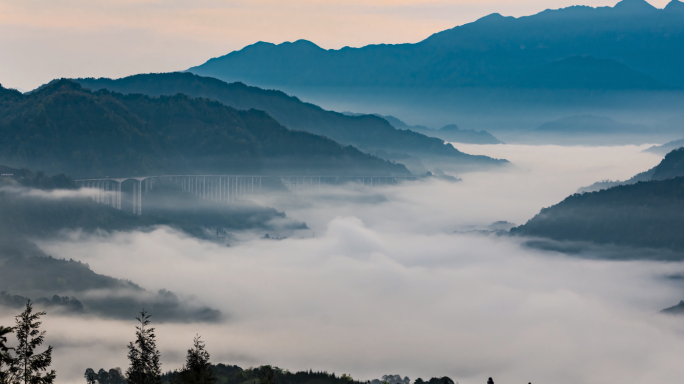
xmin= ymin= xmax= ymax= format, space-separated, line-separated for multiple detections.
xmin=0 ymin=80 xmax=409 ymax=177
xmin=75 ymin=73 xmax=508 ymax=167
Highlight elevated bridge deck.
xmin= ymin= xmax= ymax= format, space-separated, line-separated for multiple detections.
xmin=74 ymin=175 xmax=417 ymax=215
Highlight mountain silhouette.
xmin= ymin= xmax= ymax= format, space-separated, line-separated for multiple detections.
xmin=189 ymin=0 xmax=684 ymax=89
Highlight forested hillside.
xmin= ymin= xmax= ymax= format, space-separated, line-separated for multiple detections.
xmin=75 ymin=73 xmax=508 ymax=168
xmin=0 ymin=80 xmax=408 ymax=178
xmin=512 ymin=176 xmax=684 ymax=253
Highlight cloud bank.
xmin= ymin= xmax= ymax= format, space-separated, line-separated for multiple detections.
xmin=6 ymin=144 xmax=682 ymax=384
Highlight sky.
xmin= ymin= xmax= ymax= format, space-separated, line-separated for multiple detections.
xmin=0 ymin=0 xmax=672 ymax=91
xmin=5 ymin=144 xmax=684 ymax=384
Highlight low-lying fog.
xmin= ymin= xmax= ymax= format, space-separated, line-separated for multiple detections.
xmin=5 ymin=144 xmax=684 ymax=384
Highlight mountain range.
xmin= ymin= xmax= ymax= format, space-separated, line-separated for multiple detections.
xmin=188 ymin=0 xmax=684 ymax=90
xmin=0 ymin=80 xmax=410 ymax=177
xmin=75 ymin=72 xmax=508 ymax=171
xmin=644 ymin=138 xmax=684 ymax=155
xmin=374 ymin=115 xmax=502 ymax=145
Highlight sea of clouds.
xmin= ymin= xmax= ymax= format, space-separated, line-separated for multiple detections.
xmin=4 ymin=144 xmax=684 ymax=384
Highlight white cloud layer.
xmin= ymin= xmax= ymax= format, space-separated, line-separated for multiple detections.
xmin=3 ymin=144 xmax=681 ymax=384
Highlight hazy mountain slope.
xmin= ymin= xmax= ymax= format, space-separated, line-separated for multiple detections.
xmin=535 ymin=115 xmax=645 ymax=133
xmin=520 ymin=114 xmax=653 ymax=145
xmin=0 ymin=80 xmax=408 ymax=177
xmin=645 ymin=139 xmax=684 ymax=155
xmin=651 ymin=147 xmax=684 ymax=180
xmin=431 ymin=124 xmax=503 ymax=144
xmin=74 ymin=73 xmax=507 ymax=167
xmin=579 ymin=148 xmax=684 ymax=192
xmin=577 ymin=167 xmax=655 ymax=193
xmin=188 ymin=0 xmax=684 ymax=89
xmin=0 ymin=234 xmax=222 ymax=322
xmin=372 ymin=114 xmax=502 ymax=144
xmin=514 ymin=148 xmax=684 ymax=252
xmin=511 ymin=176 xmax=684 ymax=253
xmin=518 ymin=56 xmax=666 ymax=89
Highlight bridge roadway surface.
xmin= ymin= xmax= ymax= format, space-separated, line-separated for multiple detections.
xmin=74 ymin=175 xmax=418 ymax=215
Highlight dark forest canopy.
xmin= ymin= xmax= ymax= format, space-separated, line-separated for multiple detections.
xmin=0 ymin=80 xmax=409 ymax=178
xmin=187 ymin=0 xmax=684 ymax=89
xmin=158 ymin=364 xmax=454 ymax=384
xmin=74 ymin=73 xmax=508 ymax=168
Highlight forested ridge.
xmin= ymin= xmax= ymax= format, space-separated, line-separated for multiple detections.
xmin=75 ymin=73 xmax=508 ymax=166
xmin=0 ymin=80 xmax=408 ymax=178
xmin=511 ymin=176 xmax=684 ymax=252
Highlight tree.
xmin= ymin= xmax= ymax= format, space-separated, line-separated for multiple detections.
xmin=97 ymin=368 xmax=110 ymax=384
xmin=12 ymin=301 xmax=56 ymax=384
xmin=0 ymin=326 xmax=15 ymax=384
xmin=108 ymin=368 xmax=125 ymax=384
xmin=126 ymin=310 xmax=162 ymax=384
xmin=177 ymin=335 xmax=215 ymax=384
xmin=257 ymin=366 xmax=276 ymax=384
xmin=84 ymin=369 xmax=96 ymax=384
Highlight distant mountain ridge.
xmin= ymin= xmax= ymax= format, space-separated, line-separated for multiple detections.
xmin=0 ymin=80 xmax=408 ymax=177
xmin=644 ymin=139 xmax=684 ymax=155
xmin=535 ymin=115 xmax=646 ymax=133
xmin=188 ymin=0 xmax=684 ymax=89
xmin=75 ymin=73 xmax=508 ymax=170
xmin=342 ymin=113 xmax=502 ymax=144
xmin=579 ymin=147 xmax=684 ymax=192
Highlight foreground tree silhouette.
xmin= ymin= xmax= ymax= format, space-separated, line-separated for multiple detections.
xmin=176 ymin=335 xmax=215 ymax=384
xmin=13 ymin=301 xmax=56 ymax=384
xmin=257 ymin=366 xmax=277 ymax=384
xmin=84 ymin=368 xmax=97 ymax=384
xmin=126 ymin=310 xmax=161 ymax=384
xmin=1 ymin=326 xmax=16 ymax=384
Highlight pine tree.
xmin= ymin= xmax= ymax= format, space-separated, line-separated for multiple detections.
xmin=177 ymin=335 xmax=215 ymax=384
xmin=0 ymin=326 xmax=16 ymax=384
xmin=13 ymin=301 xmax=56 ymax=384
xmin=126 ymin=310 xmax=162 ymax=384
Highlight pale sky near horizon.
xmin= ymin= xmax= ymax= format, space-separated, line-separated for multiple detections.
xmin=0 ymin=0 xmax=672 ymax=91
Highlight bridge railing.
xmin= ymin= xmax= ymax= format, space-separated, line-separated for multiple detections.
xmin=74 ymin=175 xmax=417 ymax=215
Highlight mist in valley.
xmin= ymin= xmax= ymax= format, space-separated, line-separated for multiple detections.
xmin=4 ymin=144 xmax=683 ymax=384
